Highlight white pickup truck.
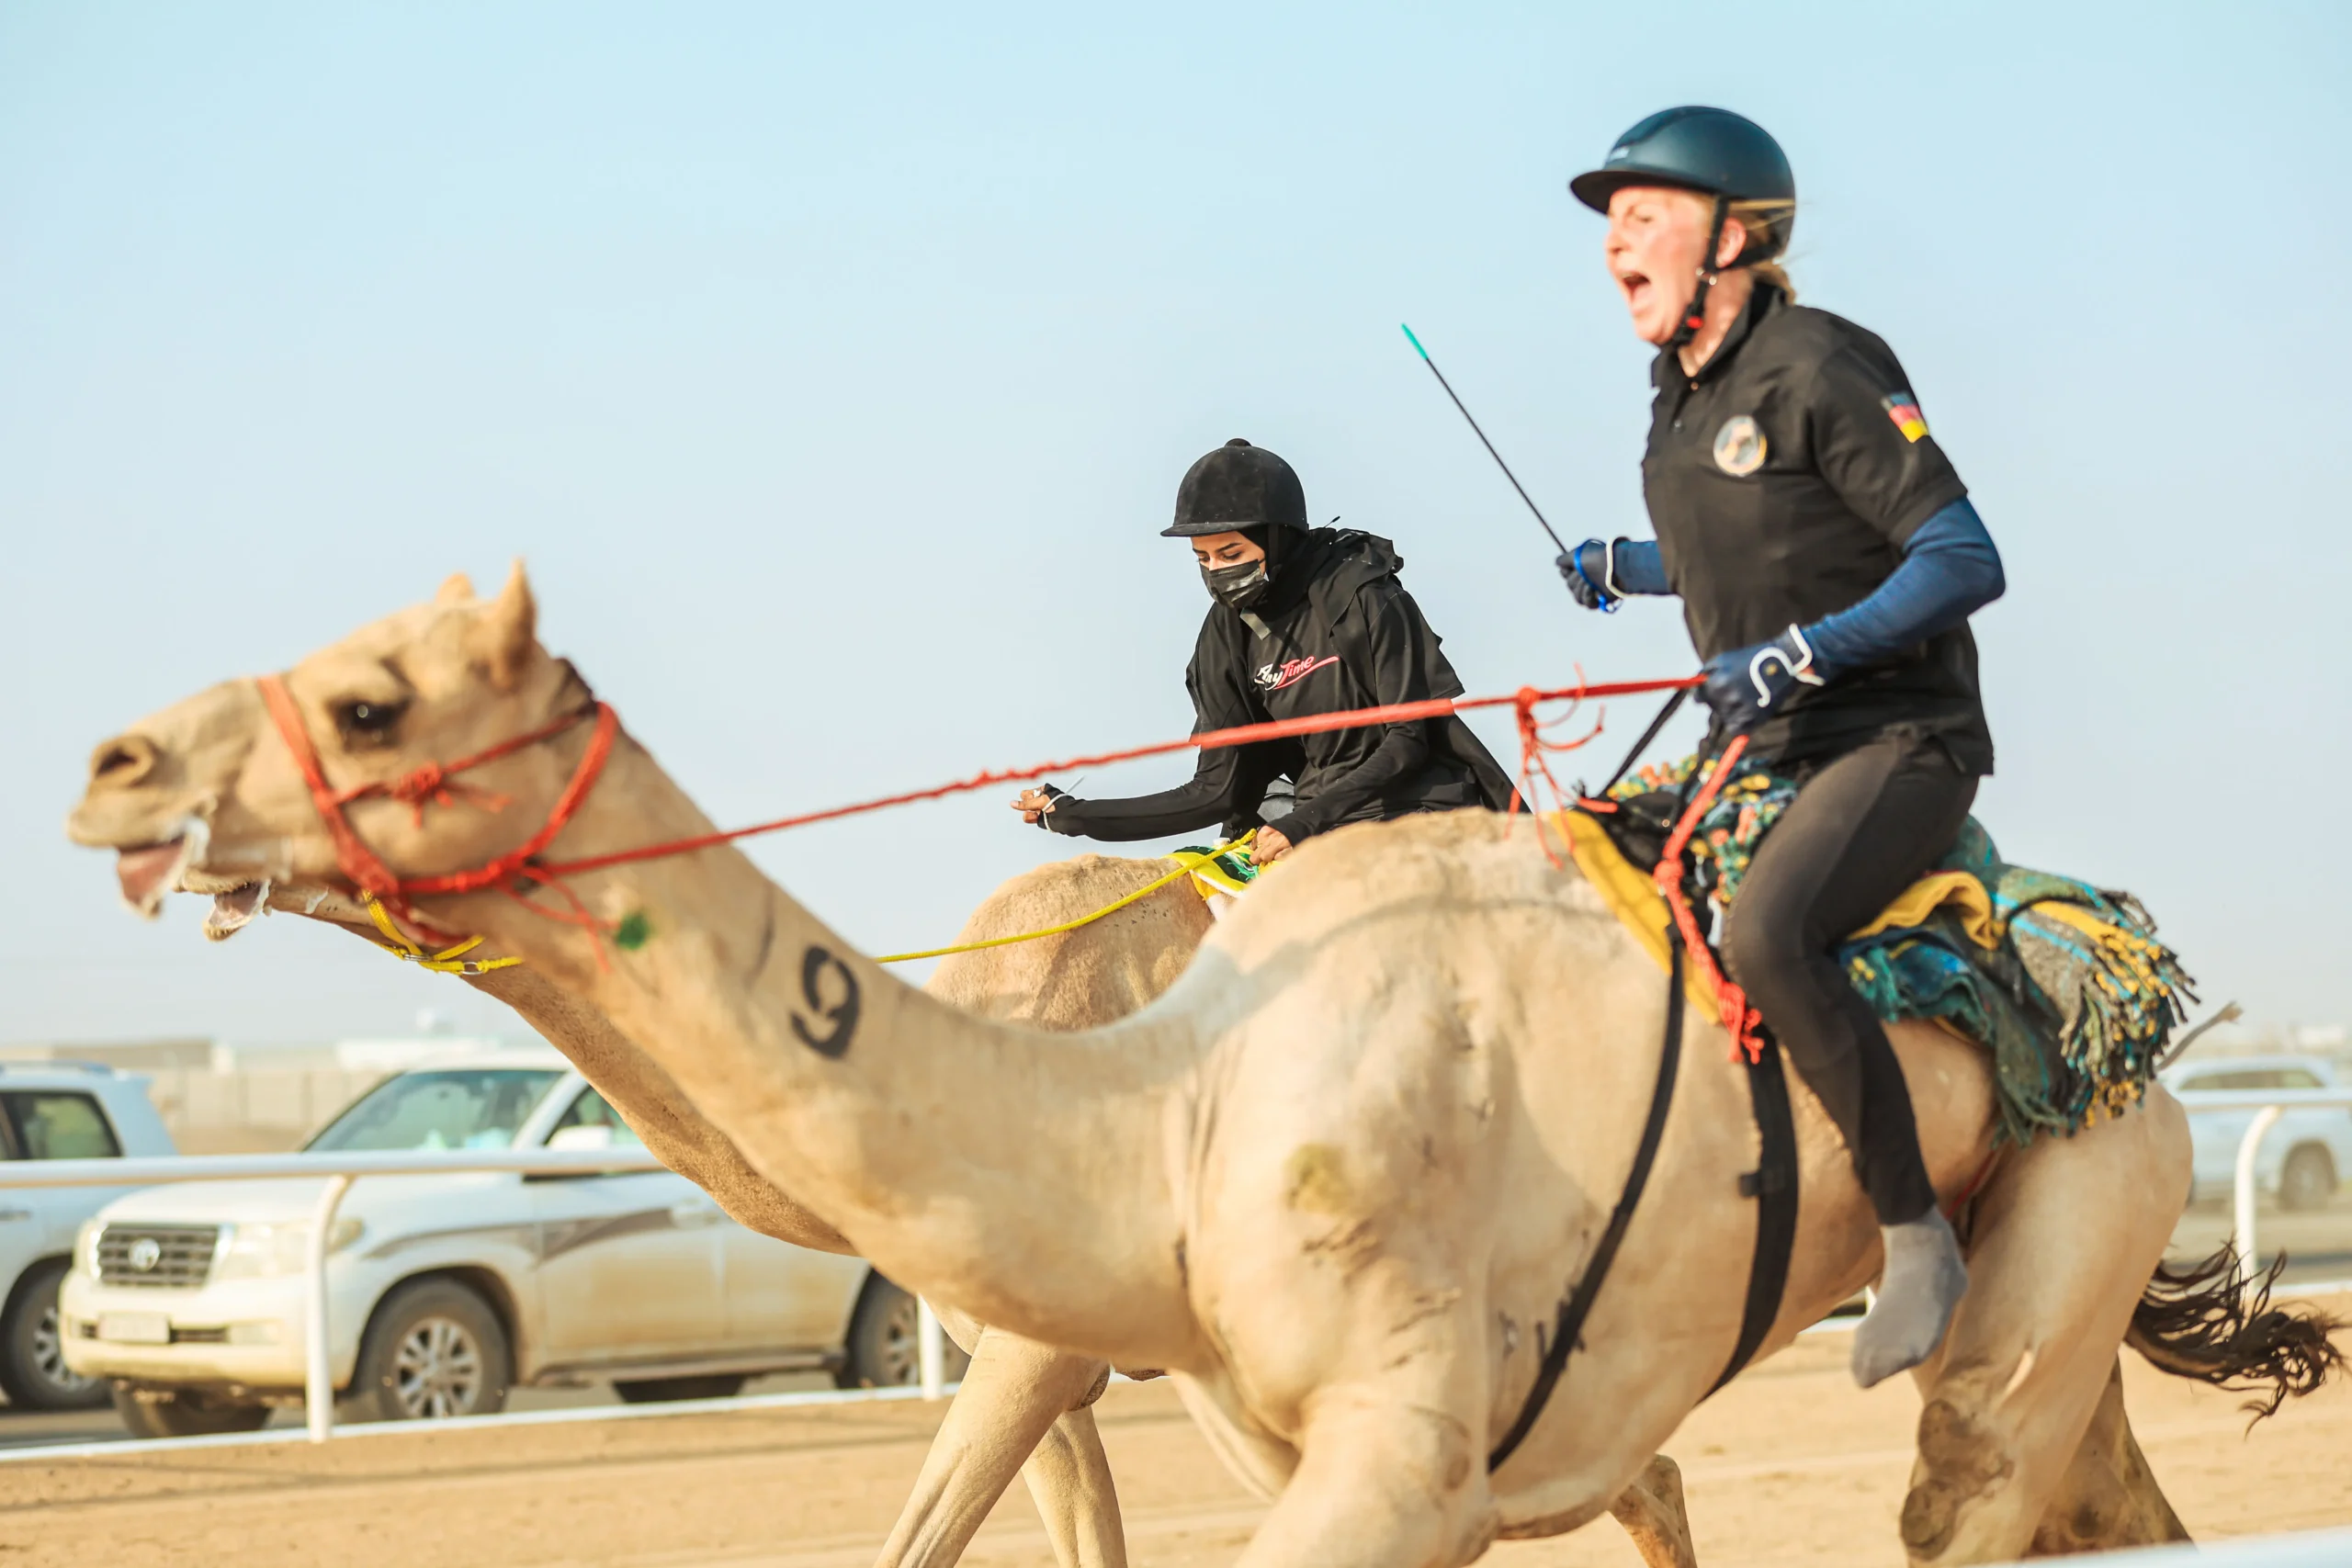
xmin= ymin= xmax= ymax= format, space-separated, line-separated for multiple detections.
xmin=61 ymin=1044 xmax=953 ymax=1437
xmin=0 ymin=1063 xmax=177 ymax=1413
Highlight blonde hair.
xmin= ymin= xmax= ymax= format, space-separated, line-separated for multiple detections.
xmin=1727 ymin=198 xmax=1797 ymax=301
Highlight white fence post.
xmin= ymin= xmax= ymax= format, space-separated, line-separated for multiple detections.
xmin=2233 ymin=1104 xmax=2288 ymax=1282
xmin=303 ymin=1173 xmax=355 ymax=1444
xmin=917 ymin=1297 xmax=945 ymax=1401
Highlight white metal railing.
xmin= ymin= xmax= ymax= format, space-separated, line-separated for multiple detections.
xmin=2166 ymin=1089 xmax=2352 ymax=1273
xmin=1988 ymin=1524 xmax=2352 ymax=1566
xmin=0 ymin=1150 xmax=955 ymax=1442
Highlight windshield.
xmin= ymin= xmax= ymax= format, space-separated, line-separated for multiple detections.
xmin=305 ymin=1068 xmax=563 ymax=1153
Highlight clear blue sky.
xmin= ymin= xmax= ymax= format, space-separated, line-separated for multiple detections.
xmin=5 ymin=3 xmax=2345 ymax=1045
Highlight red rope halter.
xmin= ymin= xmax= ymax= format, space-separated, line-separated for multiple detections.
xmin=254 ymin=674 xmax=616 ymax=910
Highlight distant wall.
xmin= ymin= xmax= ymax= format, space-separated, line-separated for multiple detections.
xmin=139 ymin=1066 xmax=389 ymax=1155
xmin=3 ymin=1037 xmax=494 ymax=1154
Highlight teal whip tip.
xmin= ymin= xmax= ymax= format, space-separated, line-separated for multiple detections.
xmin=1399 ymin=323 xmax=1430 ymax=360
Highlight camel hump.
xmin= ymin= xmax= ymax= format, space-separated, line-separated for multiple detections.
xmin=926 ymin=852 xmax=1217 ymax=1029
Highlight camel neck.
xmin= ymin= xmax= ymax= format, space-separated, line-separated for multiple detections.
xmin=431 ymin=729 xmax=1200 ymax=1365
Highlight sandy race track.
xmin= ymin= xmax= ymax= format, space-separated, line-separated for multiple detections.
xmin=4 ymin=1322 xmax=2347 ymax=1568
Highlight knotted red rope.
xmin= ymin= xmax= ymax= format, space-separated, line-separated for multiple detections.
xmin=1651 ymin=734 xmax=1768 ymax=1064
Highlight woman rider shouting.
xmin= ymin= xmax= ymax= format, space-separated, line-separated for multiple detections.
xmin=1560 ymin=107 xmax=2006 ymax=1387
xmin=1012 ymin=438 xmax=1512 ymax=859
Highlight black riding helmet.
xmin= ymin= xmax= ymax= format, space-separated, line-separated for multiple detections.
xmin=1571 ymin=107 xmax=1795 ymax=348
xmin=1164 ymin=439 xmax=1312 ymax=625
xmin=1161 ymin=438 xmax=1307 ymax=537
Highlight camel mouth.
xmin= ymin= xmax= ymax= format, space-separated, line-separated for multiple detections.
xmin=115 ymin=840 xmax=191 ymax=919
xmin=203 ymin=881 xmax=273 ymax=942
xmin=111 ymin=817 xmax=212 ymax=920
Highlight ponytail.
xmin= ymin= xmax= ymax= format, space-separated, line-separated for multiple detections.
xmin=1727 ymin=199 xmax=1797 ymax=302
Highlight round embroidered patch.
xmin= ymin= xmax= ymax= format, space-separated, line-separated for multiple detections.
xmin=1713 ymin=415 xmax=1768 ymax=477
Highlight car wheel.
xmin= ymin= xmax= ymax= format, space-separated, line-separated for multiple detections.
xmin=350 ymin=1278 xmax=511 ymax=1423
xmin=2280 ymin=1145 xmax=2337 ymax=1212
xmin=612 ymin=1374 xmax=746 ymax=1404
xmin=110 ymin=1383 xmax=273 ymax=1438
xmin=834 ymin=1274 xmax=971 ymax=1390
xmin=0 ymin=1260 xmax=108 ymax=1411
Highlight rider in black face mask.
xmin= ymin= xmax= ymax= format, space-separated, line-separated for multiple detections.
xmin=1012 ymin=438 xmax=1514 ymax=863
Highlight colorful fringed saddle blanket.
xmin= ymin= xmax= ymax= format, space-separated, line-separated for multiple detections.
xmin=1555 ymin=753 xmax=2196 ymax=1146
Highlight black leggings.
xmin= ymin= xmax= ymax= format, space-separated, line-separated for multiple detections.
xmin=1722 ymin=734 xmax=1977 ymax=1227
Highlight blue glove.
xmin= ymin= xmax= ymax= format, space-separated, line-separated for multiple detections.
xmin=1700 ymin=625 xmax=1828 ymax=735
xmin=1558 ymin=540 xmax=1619 ymax=612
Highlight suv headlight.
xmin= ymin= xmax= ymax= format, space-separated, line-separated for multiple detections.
xmin=213 ymin=1217 xmax=367 ymax=1280
xmin=73 ymin=1219 xmax=102 ymax=1277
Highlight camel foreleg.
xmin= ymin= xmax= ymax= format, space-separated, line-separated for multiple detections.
xmin=873 ymin=1320 xmax=1121 ymax=1568
xmin=1236 ymin=1384 xmax=1496 ymax=1568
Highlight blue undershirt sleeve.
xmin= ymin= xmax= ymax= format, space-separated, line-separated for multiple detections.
xmin=1801 ymin=497 xmax=2004 ymax=675
xmin=1610 ymin=539 xmax=1670 ymax=596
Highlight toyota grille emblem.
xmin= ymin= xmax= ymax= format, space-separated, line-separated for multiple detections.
xmin=126 ymin=1236 xmax=163 ymax=1272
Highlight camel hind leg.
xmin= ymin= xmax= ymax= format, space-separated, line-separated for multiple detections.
xmin=2026 ymin=1241 xmax=2348 ymax=1554
xmin=1608 ymin=1453 xmax=1699 ymax=1568
xmin=873 ymin=1320 xmax=1122 ymax=1568
xmin=1020 ymin=1397 xmax=1128 ymax=1568
xmin=1896 ymin=1090 xmax=2191 ymax=1563
xmin=2023 ymin=1358 xmax=2187 ymax=1555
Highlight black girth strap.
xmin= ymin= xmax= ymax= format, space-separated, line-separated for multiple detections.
xmin=1710 ymin=1030 xmax=1799 ymax=1393
xmin=1488 ymin=936 xmax=1685 ymax=1472
xmin=1594 ymin=687 xmax=1690 ymax=799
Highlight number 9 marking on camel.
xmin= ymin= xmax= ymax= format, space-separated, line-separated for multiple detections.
xmin=791 ymin=945 xmax=862 ymax=1058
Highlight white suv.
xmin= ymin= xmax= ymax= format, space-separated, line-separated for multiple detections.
xmin=61 ymin=1045 xmax=953 ymax=1437
xmin=0 ymin=1063 xmax=176 ymax=1414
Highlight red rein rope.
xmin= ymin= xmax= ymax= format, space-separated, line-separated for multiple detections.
xmin=530 ymin=675 xmax=1699 ymax=880
xmin=256 ymin=671 xmax=1702 ymax=960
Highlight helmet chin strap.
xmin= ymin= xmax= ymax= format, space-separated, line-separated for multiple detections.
xmin=1666 ymin=197 xmax=1730 ymax=355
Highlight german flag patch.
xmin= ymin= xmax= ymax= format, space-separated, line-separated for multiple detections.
xmin=1882 ymin=392 xmax=1928 ymax=443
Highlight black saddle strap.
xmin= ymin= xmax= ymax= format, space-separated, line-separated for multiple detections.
xmin=1488 ymin=936 xmax=1685 ymax=1472
xmin=1594 ymin=687 xmax=1690 ymax=798
xmin=1710 ymin=1030 xmax=1799 ymax=1393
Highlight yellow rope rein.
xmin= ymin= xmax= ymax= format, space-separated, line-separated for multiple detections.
xmin=872 ymin=832 xmax=1257 ymax=964
xmin=363 ymin=894 xmax=526 ymax=976
xmin=362 ymin=833 xmax=1257 ymax=976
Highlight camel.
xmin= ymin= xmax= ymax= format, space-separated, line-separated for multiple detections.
xmin=68 ymin=566 xmax=2336 ymax=1565
xmin=226 ymin=848 xmax=1697 ymax=1568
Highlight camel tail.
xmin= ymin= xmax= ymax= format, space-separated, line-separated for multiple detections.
xmin=2125 ymin=1247 xmax=2346 ymax=1421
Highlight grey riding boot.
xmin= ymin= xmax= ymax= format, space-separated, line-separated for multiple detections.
xmin=1851 ymin=1207 xmax=1969 ymax=1389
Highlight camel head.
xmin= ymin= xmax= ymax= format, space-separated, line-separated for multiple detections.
xmin=68 ymin=564 xmax=582 ymax=938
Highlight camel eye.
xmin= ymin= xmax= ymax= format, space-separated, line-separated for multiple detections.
xmin=333 ymin=697 xmax=408 ymax=747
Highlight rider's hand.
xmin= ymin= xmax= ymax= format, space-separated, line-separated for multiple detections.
xmin=1557 ymin=540 xmax=1619 ymax=613
xmin=1699 ymin=625 xmax=1828 ymax=736
xmin=1012 ymin=784 xmax=1065 ymax=827
xmin=1250 ymin=825 xmax=1294 ymax=864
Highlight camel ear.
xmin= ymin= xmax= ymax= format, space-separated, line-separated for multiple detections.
xmin=435 ymin=572 xmax=477 ymax=606
xmin=469 ymin=560 xmax=538 ymax=692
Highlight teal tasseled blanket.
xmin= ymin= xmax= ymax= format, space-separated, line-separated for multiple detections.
xmin=1614 ymin=756 xmax=2196 ymax=1145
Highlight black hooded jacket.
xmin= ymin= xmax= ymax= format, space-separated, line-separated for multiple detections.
xmin=1045 ymin=529 xmax=1513 ymax=843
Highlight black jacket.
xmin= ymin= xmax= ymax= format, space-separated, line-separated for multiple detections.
xmin=1046 ymin=530 xmax=1513 ymax=843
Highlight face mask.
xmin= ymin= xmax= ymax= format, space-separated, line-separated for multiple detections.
xmin=1202 ymin=558 xmax=1271 ymax=614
